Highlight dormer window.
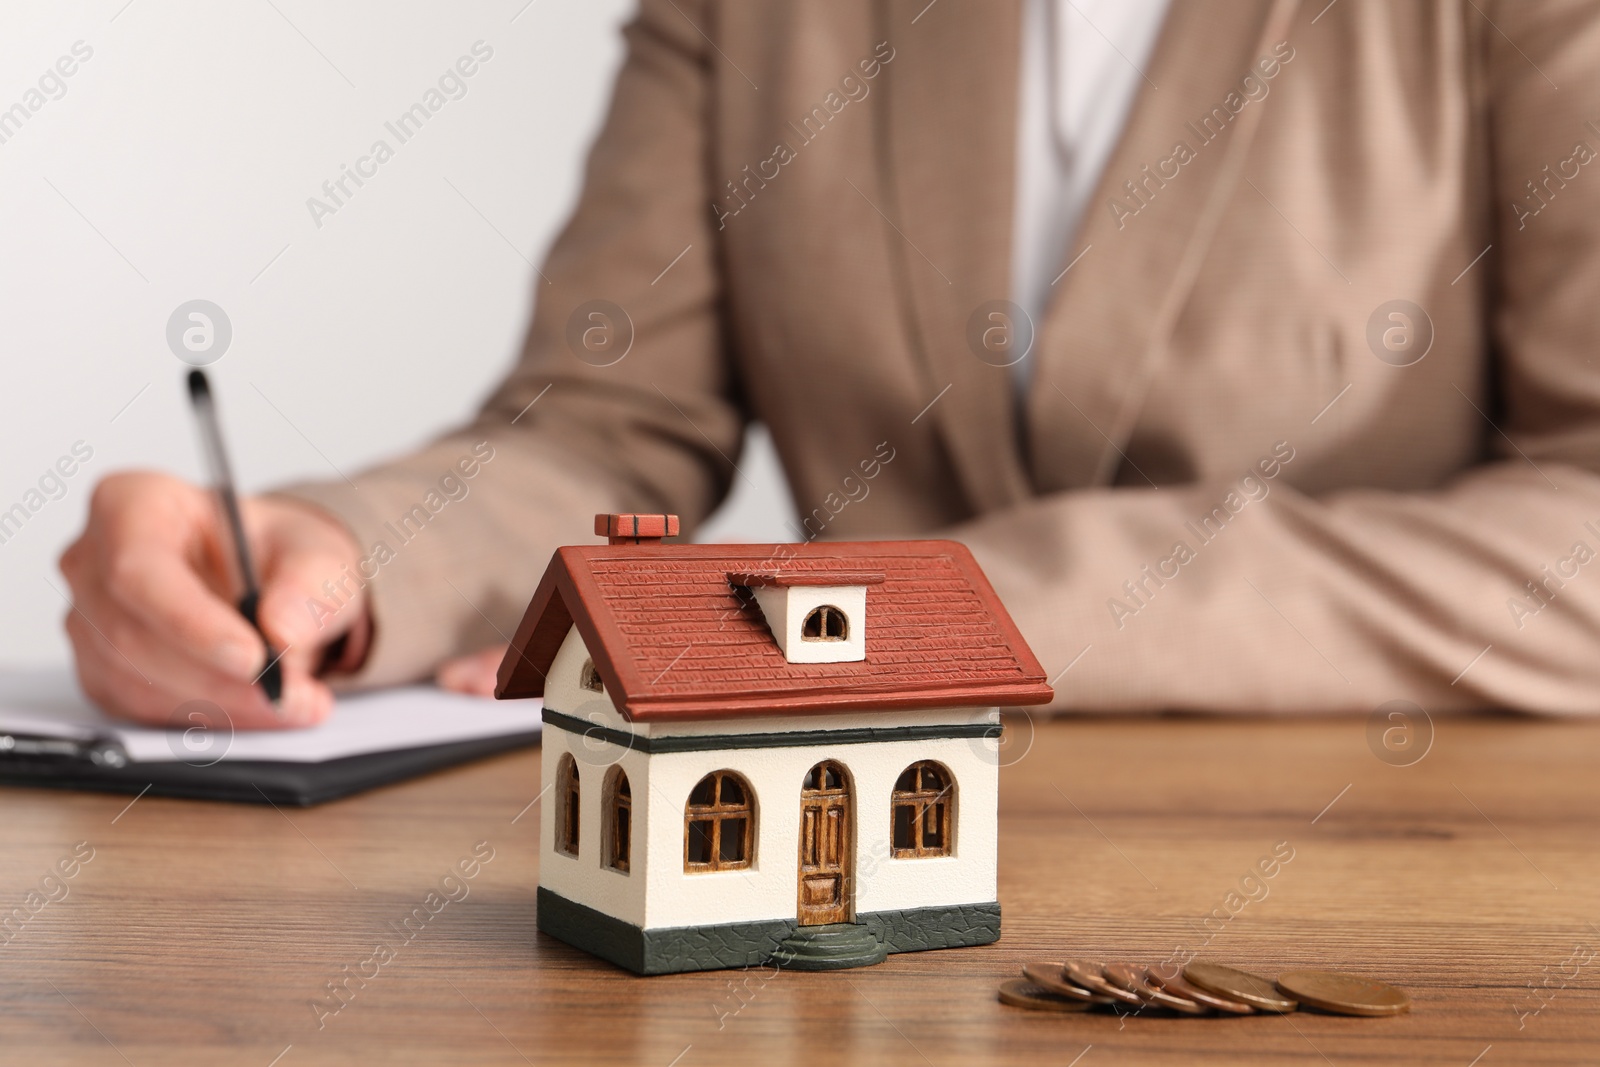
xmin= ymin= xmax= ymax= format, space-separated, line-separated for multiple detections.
xmin=579 ymin=657 xmax=604 ymax=693
xmin=802 ymin=605 xmax=848 ymax=641
xmin=727 ymin=570 xmax=882 ymax=664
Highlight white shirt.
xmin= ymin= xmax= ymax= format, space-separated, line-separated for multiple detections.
xmin=1011 ymin=0 xmax=1172 ymax=391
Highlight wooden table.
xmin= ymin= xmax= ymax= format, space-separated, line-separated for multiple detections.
xmin=2 ymin=713 xmax=1596 ymax=1065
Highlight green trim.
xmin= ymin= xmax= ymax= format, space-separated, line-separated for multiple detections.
xmin=540 ymin=708 xmax=1000 ymax=754
xmin=537 ymin=887 xmax=1000 ymax=975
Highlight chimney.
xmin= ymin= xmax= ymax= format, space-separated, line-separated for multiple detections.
xmin=595 ymin=513 xmax=680 ymax=546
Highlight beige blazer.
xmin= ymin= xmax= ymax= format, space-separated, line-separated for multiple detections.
xmin=286 ymin=0 xmax=1600 ymax=713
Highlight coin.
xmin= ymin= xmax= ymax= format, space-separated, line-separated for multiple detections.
xmin=1275 ymin=970 xmax=1411 ymax=1017
xmin=1184 ymin=962 xmax=1299 ymax=1013
xmin=1147 ymin=969 xmax=1256 ymax=1015
xmin=1061 ymin=959 xmax=1146 ymax=1007
xmin=1021 ymin=962 xmax=1115 ymax=1004
xmin=998 ymin=978 xmax=1094 ymax=1013
xmin=1102 ymin=962 xmax=1211 ymax=1015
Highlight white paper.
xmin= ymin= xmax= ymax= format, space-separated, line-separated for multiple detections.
xmin=0 ymin=668 xmax=541 ymax=764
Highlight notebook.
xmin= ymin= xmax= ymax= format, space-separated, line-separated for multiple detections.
xmin=0 ymin=668 xmax=542 ymax=806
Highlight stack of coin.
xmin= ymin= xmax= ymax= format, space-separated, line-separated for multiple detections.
xmin=999 ymin=959 xmax=1410 ymax=1018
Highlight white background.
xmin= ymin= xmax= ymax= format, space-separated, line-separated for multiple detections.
xmin=0 ymin=0 xmax=795 ymax=668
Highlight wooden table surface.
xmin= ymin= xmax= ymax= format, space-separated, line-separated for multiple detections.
xmin=2 ymin=712 xmax=1597 ymax=1066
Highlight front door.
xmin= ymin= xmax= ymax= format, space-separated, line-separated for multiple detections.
xmin=798 ymin=760 xmax=852 ymax=925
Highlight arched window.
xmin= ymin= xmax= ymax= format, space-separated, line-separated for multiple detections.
xmin=556 ymin=754 xmax=580 ymax=857
xmin=803 ymin=761 xmax=847 ymax=792
xmin=605 ymin=767 xmax=632 ymax=873
xmin=891 ymin=761 xmax=953 ymax=857
xmin=802 ymin=605 xmax=849 ymax=641
xmin=579 ymin=657 xmax=604 ymax=693
xmin=684 ymin=771 xmax=755 ymax=871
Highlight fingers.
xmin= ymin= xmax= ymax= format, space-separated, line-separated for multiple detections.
xmin=251 ymin=495 xmax=366 ymax=650
xmin=61 ymin=473 xmax=359 ymax=730
xmin=68 ymin=472 xmax=265 ymax=681
xmin=65 ymin=598 xmax=333 ymax=729
xmin=437 ymin=645 xmax=510 ymax=697
xmin=105 ymin=549 xmax=268 ymax=679
xmin=249 ymin=498 xmax=369 ymax=705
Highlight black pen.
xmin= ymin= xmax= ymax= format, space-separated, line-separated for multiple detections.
xmin=186 ymin=370 xmax=285 ymax=711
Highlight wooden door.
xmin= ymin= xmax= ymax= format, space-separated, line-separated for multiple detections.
xmin=798 ymin=761 xmax=851 ymax=925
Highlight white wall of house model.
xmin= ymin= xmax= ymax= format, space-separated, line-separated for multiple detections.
xmin=538 ymin=624 xmax=1000 ymax=931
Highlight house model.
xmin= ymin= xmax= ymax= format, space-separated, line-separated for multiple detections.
xmin=495 ymin=514 xmax=1053 ymax=975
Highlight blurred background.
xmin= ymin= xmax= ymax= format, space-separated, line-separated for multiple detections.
xmin=0 ymin=0 xmax=796 ymax=668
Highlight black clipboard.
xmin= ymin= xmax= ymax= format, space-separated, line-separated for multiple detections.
xmin=0 ymin=730 xmax=540 ymax=806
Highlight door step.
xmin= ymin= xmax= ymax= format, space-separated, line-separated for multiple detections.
xmin=770 ymin=923 xmax=889 ymax=971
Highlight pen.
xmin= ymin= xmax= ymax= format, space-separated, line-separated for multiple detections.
xmin=186 ymin=370 xmax=285 ymax=711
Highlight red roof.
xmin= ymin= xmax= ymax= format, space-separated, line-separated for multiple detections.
xmin=495 ymin=540 xmax=1053 ymax=721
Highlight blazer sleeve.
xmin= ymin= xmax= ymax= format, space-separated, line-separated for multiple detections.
xmin=949 ymin=0 xmax=1600 ymax=715
xmin=278 ymin=0 xmax=742 ymax=687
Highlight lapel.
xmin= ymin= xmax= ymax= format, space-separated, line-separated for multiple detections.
xmin=1025 ymin=0 xmax=1303 ymax=491
xmin=877 ymin=0 xmax=1033 ymax=515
